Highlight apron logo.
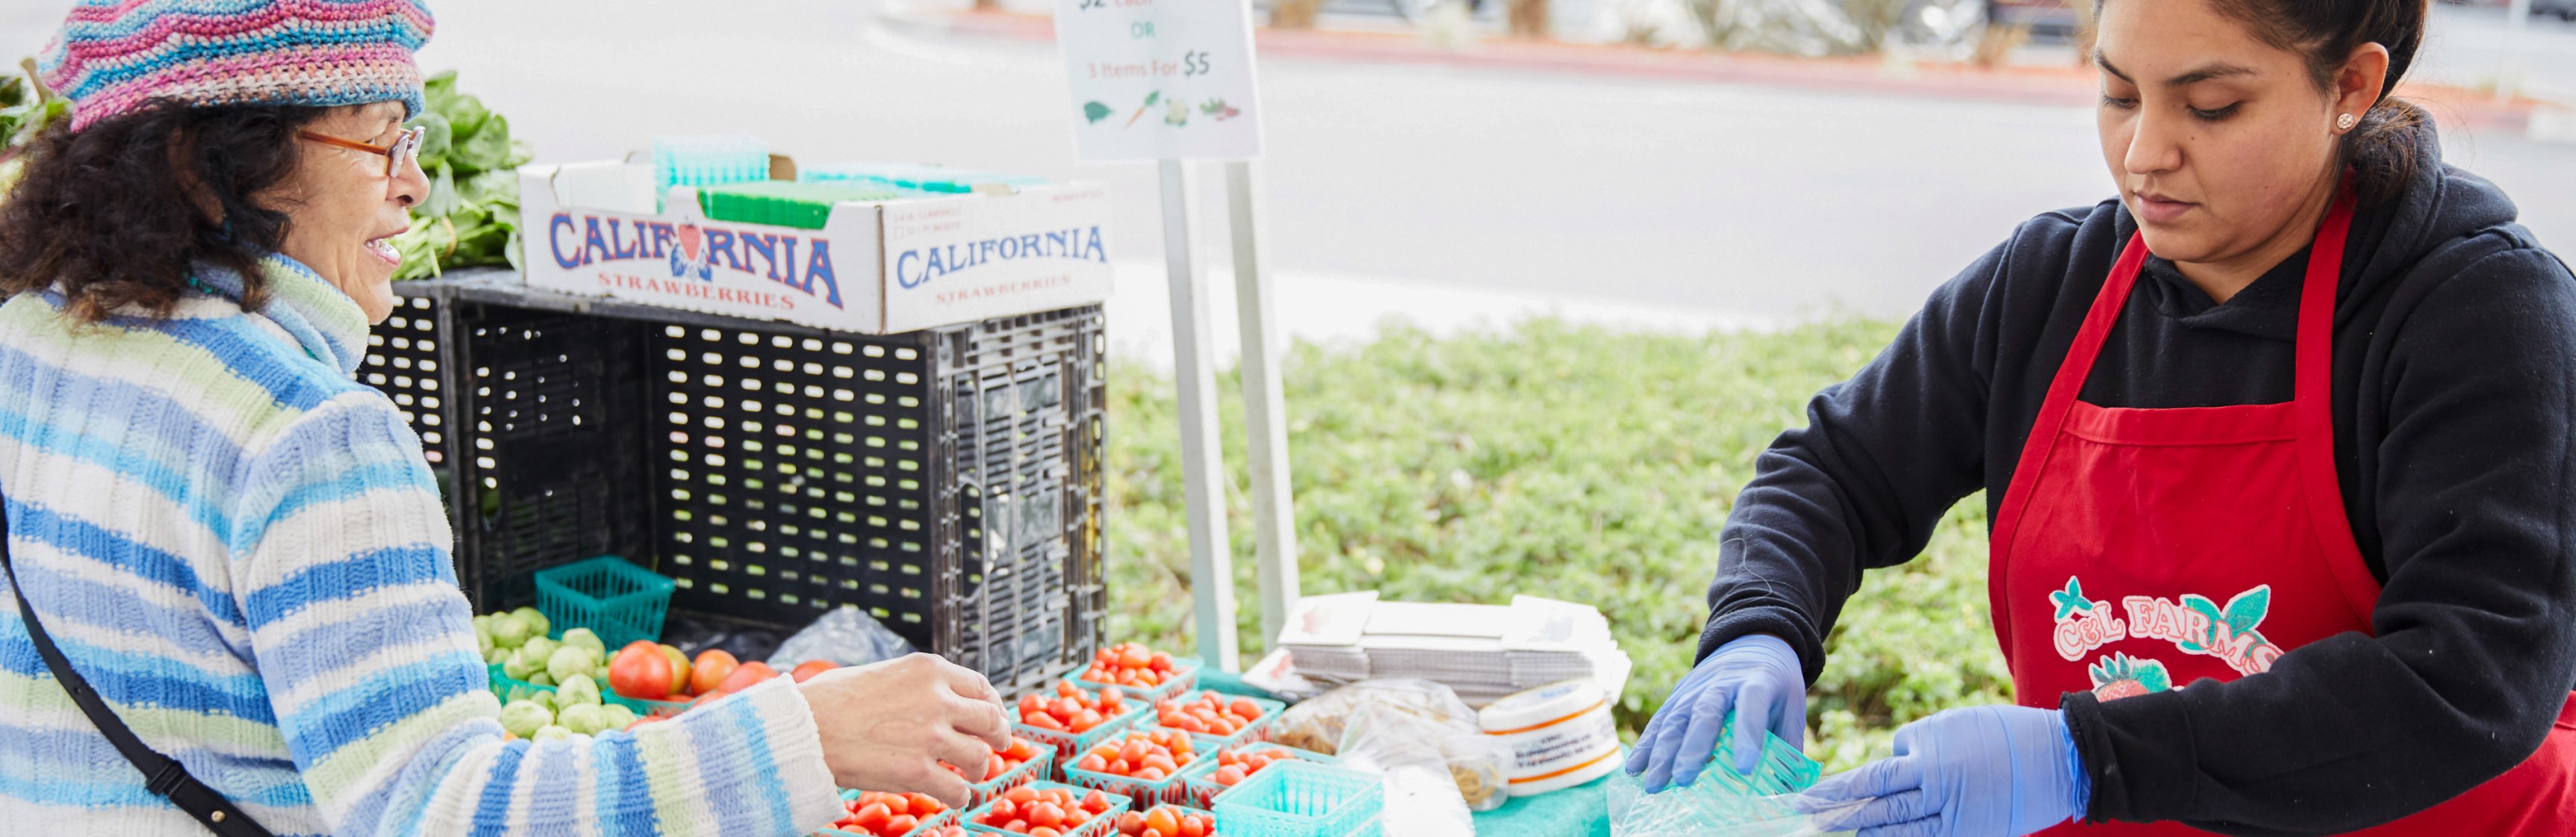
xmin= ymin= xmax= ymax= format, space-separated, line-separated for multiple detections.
xmin=2087 ymin=652 xmax=2174 ymax=701
xmin=2047 ymin=577 xmax=2283 ymax=676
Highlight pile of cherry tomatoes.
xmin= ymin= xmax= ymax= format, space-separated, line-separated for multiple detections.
xmin=1111 ymin=806 xmax=1212 ymax=837
xmin=971 ymin=785 xmax=1119 ymax=837
xmin=1018 ymin=681 xmax=1130 ymax=734
xmin=1204 ymin=747 xmax=1303 ymax=789
xmin=1151 ymin=692 xmax=1266 ymax=738
xmin=1072 ymin=729 xmax=1198 ymax=782
xmin=830 ymin=791 xmax=960 ymax=837
xmin=946 ymin=735 xmax=1047 ymax=784
xmin=1078 ymin=643 xmax=1183 ymax=691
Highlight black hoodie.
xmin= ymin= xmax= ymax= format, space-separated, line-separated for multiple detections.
xmin=1697 ymin=118 xmax=2576 ymax=835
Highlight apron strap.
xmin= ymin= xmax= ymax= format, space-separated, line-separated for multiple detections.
xmin=2292 ymin=187 xmax=2385 ymax=623
xmin=1988 ymin=231 xmax=2153 ymax=657
xmin=0 ymin=496 xmax=276 ymax=837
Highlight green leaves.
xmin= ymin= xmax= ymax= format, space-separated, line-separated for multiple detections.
xmin=1103 ymin=317 xmax=2006 ymax=773
xmin=393 ymin=70 xmax=529 ymax=281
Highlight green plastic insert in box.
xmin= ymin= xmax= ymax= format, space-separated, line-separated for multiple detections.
xmin=696 ymin=181 xmax=909 ymax=230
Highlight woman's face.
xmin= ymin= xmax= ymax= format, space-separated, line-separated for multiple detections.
xmin=266 ymin=102 xmax=428 ymax=323
xmin=2092 ymin=0 xmax=2374 ymax=267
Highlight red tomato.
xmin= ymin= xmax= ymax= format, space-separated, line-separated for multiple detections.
xmin=688 ymin=650 xmax=738 ymax=696
xmin=1030 ymin=830 xmax=1061 ymax=837
xmin=1214 ymin=765 xmax=1246 ymax=786
xmin=850 ymin=802 xmax=892 ymax=832
xmin=791 ymin=659 xmax=837 ymax=683
xmin=883 ymin=815 xmax=918 ymax=836
xmin=1115 ymin=812 xmax=1147 ymax=836
xmin=719 ymin=660 xmax=777 ymax=693
xmin=1027 ymin=802 xmax=1064 ymax=830
xmin=608 ymin=644 xmax=674 ymax=700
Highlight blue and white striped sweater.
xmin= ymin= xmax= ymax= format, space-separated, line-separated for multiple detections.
xmin=0 ymin=255 xmax=839 ymax=836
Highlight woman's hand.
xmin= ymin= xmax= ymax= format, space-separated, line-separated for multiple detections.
xmin=1802 ymin=705 xmax=2088 ymax=837
xmin=1625 ymin=633 xmax=1806 ymax=792
xmin=798 ymin=653 xmax=1012 ymax=809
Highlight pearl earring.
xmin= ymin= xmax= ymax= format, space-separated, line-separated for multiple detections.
xmin=2337 ymin=113 xmax=2358 ymax=131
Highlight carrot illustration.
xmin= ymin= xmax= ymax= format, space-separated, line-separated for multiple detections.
xmin=1124 ymin=92 xmax=1161 ymax=128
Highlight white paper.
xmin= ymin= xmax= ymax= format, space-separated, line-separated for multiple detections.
xmin=1055 ymin=0 xmax=1264 ymax=161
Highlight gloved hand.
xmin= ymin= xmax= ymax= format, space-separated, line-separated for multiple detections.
xmin=1624 ymin=633 xmax=1805 ymax=793
xmin=1801 ymin=705 xmax=2089 ymax=837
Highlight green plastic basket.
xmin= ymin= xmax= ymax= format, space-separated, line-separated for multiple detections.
xmin=532 ymin=556 xmax=672 ymax=650
xmin=821 ymin=789 xmax=960 ymax=837
xmin=961 ymin=746 xmax=1054 ymax=809
xmin=1147 ymin=691 xmax=1284 ymax=755
xmin=1058 ymin=730 xmax=1210 ymax=809
xmin=1015 ymin=698 xmax=1153 ymax=762
xmin=1174 ymin=742 xmax=1335 ymax=811
xmin=959 ymin=781 xmax=1130 ymax=837
xmin=1072 ymin=658 xmax=1201 ymax=704
xmin=1210 ymin=762 xmax=1381 ymax=837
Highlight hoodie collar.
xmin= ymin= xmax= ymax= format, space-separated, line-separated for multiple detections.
xmin=189 ymin=255 xmax=371 ymax=376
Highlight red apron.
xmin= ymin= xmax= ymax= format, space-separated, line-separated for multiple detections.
xmin=1988 ymin=187 xmax=2576 ymax=835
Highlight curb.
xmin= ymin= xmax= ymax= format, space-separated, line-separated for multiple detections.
xmin=885 ymin=4 xmax=2546 ymax=133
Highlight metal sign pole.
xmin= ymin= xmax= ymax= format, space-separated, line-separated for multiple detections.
xmin=1161 ymin=159 xmax=1242 ymax=673
xmin=1225 ymin=159 xmax=1300 ymax=649
xmin=2502 ymin=0 xmax=2533 ymax=104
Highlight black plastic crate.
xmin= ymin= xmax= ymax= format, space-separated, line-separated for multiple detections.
xmin=361 ymin=272 xmax=1107 ymax=693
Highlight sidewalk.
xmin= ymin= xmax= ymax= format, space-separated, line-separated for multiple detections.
xmin=883 ymin=1 xmax=2557 ymax=135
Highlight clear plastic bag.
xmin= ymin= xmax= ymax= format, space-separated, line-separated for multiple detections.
xmin=1272 ymin=679 xmax=1479 ymax=756
xmin=766 ymin=605 xmax=915 ymax=669
xmin=1606 ymin=768 xmax=1867 ymax=837
xmin=1272 ymin=678 xmax=1513 ymax=833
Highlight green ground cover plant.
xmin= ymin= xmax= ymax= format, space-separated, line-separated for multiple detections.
xmin=1103 ymin=317 xmax=2010 ymax=771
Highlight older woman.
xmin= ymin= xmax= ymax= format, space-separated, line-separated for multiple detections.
xmin=0 ymin=2 xmax=1009 ymax=836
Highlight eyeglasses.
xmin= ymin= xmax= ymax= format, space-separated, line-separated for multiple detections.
xmin=298 ymin=125 xmax=427 ymax=180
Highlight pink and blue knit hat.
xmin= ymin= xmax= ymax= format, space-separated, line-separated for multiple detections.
xmin=38 ymin=0 xmax=437 ymax=133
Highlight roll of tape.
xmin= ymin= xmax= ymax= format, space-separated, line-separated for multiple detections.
xmin=1480 ymin=679 xmax=1623 ymax=797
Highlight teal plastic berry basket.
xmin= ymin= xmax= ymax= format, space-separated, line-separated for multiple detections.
xmin=1174 ymin=742 xmax=1335 ymax=810
xmin=1072 ymin=657 xmax=1201 ymax=703
xmin=1210 ymin=762 xmax=1382 ymax=837
xmin=962 ymin=746 xmax=1054 ymax=809
xmin=1148 ymin=691 xmax=1285 ymax=755
xmin=960 ymin=782 xmax=1130 ymax=837
xmin=1015 ymin=700 xmax=1154 ymax=762
xmin=532 ymin=556 xmax=673 ymax=650
xmin=1058 ymin=731 xmax=1209 ymax=808
xmin=822 ymin=789 xmax=959 ymax=837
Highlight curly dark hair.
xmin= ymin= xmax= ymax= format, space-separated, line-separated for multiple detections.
xmin=0 ymin=101 xmax=326 ymax=323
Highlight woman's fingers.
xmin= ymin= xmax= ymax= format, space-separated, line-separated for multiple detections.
xmin=1669 ymin=680 xmax=1741 ymax=789
xmin=1639 ymin=693 xmax=1705 ymax=792
xmin=1625 ymin=703 xmax=1675 ymax=777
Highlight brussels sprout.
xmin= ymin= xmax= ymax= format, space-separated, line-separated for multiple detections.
xmin=532 ymin=725 xmax=573 ymax=742
xmin=560 ymin=628 xmax=607 ymax=657
xmin=503 ymin=644 xmax=547 ymax=681
xmin=499 ymin=700 xmax=553 ymax=738
xmin=599 ymin=704 xmax=638 ymax=732
xmin=511 ymin=606 xmax=550 ymax=638
xmin=554 ymin=673 xmax=602 ymax=708
xmin=547 ymin=645 xmax=600 ymax=685
xmin=555 ymin=703 xmax=609 ymax=736
xmin=488 ymin=614 xmax=532 ymax=649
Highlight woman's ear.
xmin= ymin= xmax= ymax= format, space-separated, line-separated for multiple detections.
xmin=2334 ymin=42 xmax=2393 ymax=126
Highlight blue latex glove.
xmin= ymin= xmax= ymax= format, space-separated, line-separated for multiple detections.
xmin=1624 ymin=633 xmax=1805 ymax=793
xmin=1802 ymin=705 xmax=2090 ymax=837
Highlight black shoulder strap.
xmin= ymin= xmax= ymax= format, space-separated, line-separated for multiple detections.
xmin=1 ymin=496 xmax=274 ymax=837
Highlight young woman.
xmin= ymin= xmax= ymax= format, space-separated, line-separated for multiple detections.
xmin=0 ymin=2 xmax=1007 ymax=835
xmin=1629 ymin=0 xmax=2576 ymax=834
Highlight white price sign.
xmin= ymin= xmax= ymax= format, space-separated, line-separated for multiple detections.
xmin=1056 ymin=0 xmax=1263 ymax=161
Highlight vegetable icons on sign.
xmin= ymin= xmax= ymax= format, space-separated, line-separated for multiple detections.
xmin=1057 ymin=0 xmax=1263 ymax=160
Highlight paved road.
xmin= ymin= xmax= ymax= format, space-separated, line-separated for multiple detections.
xmin=4 ymin=0 xmax=2569 ymax=325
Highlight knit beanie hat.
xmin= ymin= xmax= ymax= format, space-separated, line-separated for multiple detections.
xmin=37 ymin=0 xmax=437 ymax=134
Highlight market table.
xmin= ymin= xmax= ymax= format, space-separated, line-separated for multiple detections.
xmin=1192 ymin=664 xmax=1616 ymax=836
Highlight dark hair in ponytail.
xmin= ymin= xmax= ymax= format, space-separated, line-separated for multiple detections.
xmin=2099 ymin=0 xmax=2431 ymax=205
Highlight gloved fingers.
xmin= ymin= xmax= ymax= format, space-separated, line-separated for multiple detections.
xmin=1623 ymin=706 xmax=1671 ymax=777
xmin=1854 ymin=816 xmax=1945 ymax=837
xmin=1804 ymin=753 xmax=1924 ymax=803
xmin=1808 ymin=787 xmax=1932 ymax=832
xmin=1728 ymin=679 xmax=1776 ymax=775
xmin=1669 ymin=679 xmax=1740 ymax=788
xmin=1770 ymin=691 xmax=1808 ymax=756
xmin=1638 ymin=694 xmax=1702 ymax=793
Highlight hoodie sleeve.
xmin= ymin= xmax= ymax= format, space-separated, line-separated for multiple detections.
xmin=226 ymin=393 xmax=844 ymax=837
xmin=2065 ymin=246 xmax=2576 ymax=835
xmin=1693 ymin=216 xmax=2047 ymax=680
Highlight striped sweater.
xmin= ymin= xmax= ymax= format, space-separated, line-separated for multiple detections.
xmin=0 ymin=255 xmax=841 ymax=836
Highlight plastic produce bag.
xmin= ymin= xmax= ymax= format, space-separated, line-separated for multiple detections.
xmin=765 ymin=605 xmax=915 ymax=669
xmin=1274 ymin=679 xmax=1512 ymax=836
xmin=1272 ymin=679 xmax=1480 ymax=755
xmin=1606 ymin=769 xmax=1865 ymax=837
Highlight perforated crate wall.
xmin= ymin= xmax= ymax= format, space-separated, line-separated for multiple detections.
xmin=355 ymin=276 xmax=1106 ymax=693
